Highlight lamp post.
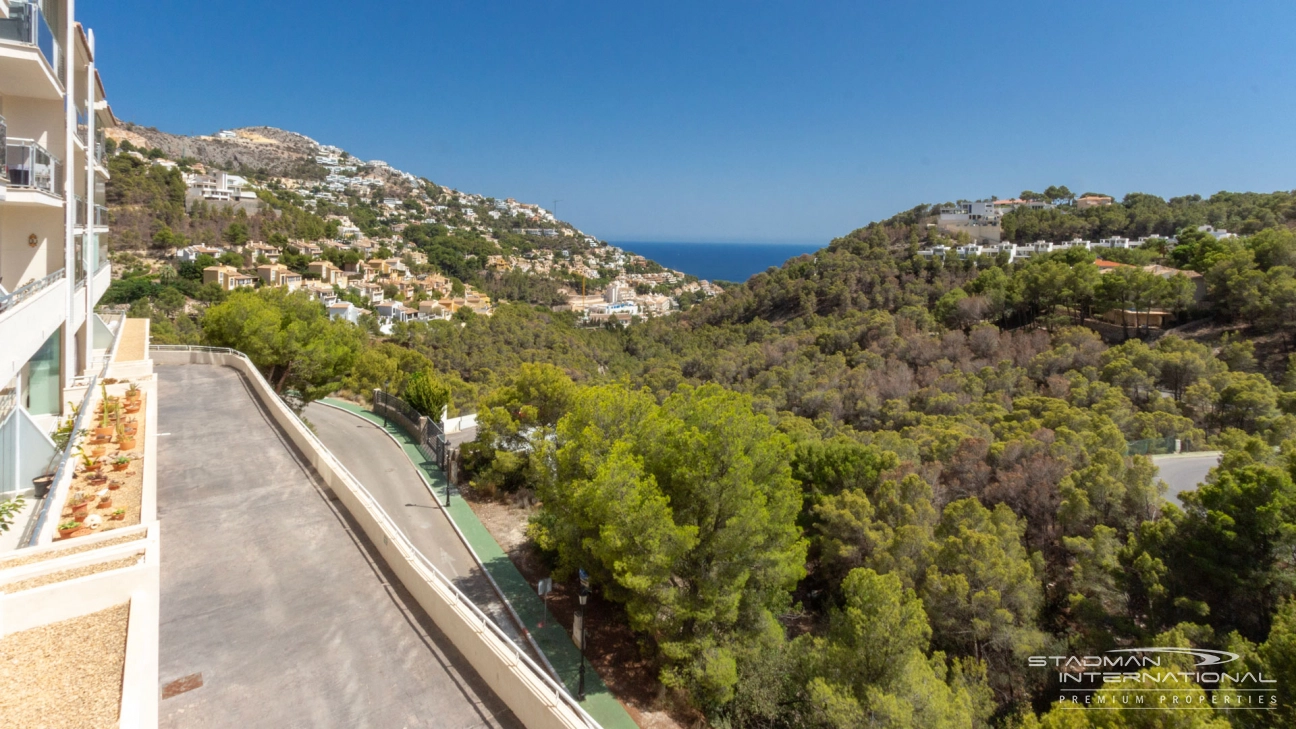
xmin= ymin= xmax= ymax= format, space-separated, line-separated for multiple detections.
xmin=577 ymin=568 xmax=589 ymax=701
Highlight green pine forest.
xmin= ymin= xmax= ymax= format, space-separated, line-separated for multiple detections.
xmin=109 ymin=178 xmax=1296 ymax=727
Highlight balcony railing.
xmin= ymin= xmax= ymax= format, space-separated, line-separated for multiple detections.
xmin=0 ymin=115 xmax=6 ymax=180
xmin=75 ymin=195 xmax=86 ymax=225
xmin=95 ymin=204 xmax=109 ymax=226
xmin=94 ymin=129 xmax=105 ymax=165
xmin=6 ymin=138 xmax=62 ymax=196
xmin=0 ymin=2 xmax=64 ymax=85
xmin=75 ymin=105 xmax=88 ymax=146
xmin=0 ymin=267 xmax=64 ymax=317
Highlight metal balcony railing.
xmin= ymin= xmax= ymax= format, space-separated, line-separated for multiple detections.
xmin=6 ymin=138 xmax=62 ymax=196
xmin=0 ymin=267 xmax=65 ymax=316
xmin=0 ymin=2 xmax=64 ymax=85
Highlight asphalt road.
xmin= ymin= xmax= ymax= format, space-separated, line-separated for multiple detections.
xmin=302 ymin=402 xmax=528 ymax=652
xmin=1152 ymin=451 xmax=1222 ymax=504
xmin=156 ymin=364 xmax=520 ymax=729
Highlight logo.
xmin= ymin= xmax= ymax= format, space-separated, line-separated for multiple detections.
xmin=1028 ymin=648 xmax=1279 ymax=711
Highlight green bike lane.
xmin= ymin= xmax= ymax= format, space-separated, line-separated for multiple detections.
xmin=318 ymin=399 xmax=637 ymax=729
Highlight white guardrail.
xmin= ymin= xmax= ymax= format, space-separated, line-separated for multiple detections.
xmin=149 ymin=345 xmax=601 ymax=729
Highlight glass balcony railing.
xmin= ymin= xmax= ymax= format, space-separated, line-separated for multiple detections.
xmin=74 ymin=196 xmax=86 ymax=225
xmin=95 ymin=205 xmax=108 ymax=226
xmin=0 ymin=268 xmax=65 ymax=317
xmin=0 ymin=2 xmax=64 ymax=85
xmin=94 ymin=129 xmax=105 ymax=164
xmin=75 ymin=105 xmax=88 ymax=146
xmin=0 ymin=115 xmax=6 ymax=180
xmin=6 ymin=138 xmax=62 ymax=196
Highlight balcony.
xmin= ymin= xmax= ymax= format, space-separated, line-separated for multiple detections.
xmin=6 ymin=138 xmax=62 ymax=198
xmin=0 ymin=268 xmax=67 ymax=383
xmin=0 ymin=1 xmax=64 ymax=97
xmin=75 ymin=104 xmax=88 ymax=147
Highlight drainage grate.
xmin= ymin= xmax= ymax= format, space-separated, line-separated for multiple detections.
xmin=161 ymin=673 xmax=204 ymax=699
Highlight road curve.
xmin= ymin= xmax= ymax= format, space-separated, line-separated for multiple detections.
xmin=303 ymin=402 xmax=532 ymax=655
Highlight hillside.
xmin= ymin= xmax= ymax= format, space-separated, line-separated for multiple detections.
xmin=107 ymin=123 xmax=327 ymax=177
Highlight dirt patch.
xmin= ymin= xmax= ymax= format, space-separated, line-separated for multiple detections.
xmin=460 ymin=487 xmax=699 ymax=729
xmin=0 ymin=602 xmax=130 ymax=728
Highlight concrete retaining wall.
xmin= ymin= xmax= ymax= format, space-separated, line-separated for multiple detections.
xmin=152 ymin=350 xmax=594 ymax=729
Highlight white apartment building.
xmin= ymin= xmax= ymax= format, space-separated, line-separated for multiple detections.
xmin=1 ymin=0 xmax=116 ymax=496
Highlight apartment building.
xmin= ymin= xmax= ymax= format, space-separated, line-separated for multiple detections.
xmin=203 ymin=265 xmax=255 ymax=291
xmin=1 ymin=1 xmax=117 ymax=495
xmin=256 ymin=263 xmax=302 ymax=291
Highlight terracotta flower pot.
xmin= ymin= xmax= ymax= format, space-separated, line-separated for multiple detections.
xmin=91 ymin=446 xmax=106 ymax=458
xmin=94 ymin=426 xmax=114 ymax=438
xmin=112 ymin=462 xmax=129 ymax=472
xmin=107 ymin=481 xmax=121 ymax=491
xmin=98 ymin=498 xmax=112 ymax=509
xmin=111 ymin=513 xmax=125 ymax=521
xmin=72 ymin=503 xmax=90 ymax=518
xmin=119 ymin=437 xmax=136 ymax=451
xmin=58 ymin=526 xmax=80 ymax=539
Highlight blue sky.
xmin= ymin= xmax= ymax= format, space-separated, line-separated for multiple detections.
xmin=84 ymin=1 xmax=1296 ymax=244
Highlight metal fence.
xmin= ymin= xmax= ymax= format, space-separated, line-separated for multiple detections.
xmin=1126 ymin=437 xmax=1198 ymax=456
xmin=373 ymin=389 xmax=448 ymax=470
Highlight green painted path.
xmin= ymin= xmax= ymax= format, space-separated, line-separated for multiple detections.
xmin=320 ymin=399 xmax=637 ymax=729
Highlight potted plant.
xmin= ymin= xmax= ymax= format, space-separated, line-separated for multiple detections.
xmin=94 ymin=383 xmax=115 ymax=437
xmin=110 ymin=509 xmax=126 ymax=521
xmin=77 ymin=448 xmax=100 ymax=475
xmin=69 ymin=493 xmax=90 ymax=518
xmin=125 ymin=383 xmax=140 ymax=401
xmin=97 ymin=492 xmax=112 ymax=509
xmin=107 ymin=479 xmax=122 ymax=491
xmin=112 ymin=455 xmax=130 ymax=472
xmin=58 ymin=520 xmax=82 ymax=538
xmin=117 ymin=418 xmax=136 ymax=451
xmin=90 ymin=444 xmax=107 ymax=458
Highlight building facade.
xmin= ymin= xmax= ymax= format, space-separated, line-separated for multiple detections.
xmin=1 ymin=0 xmax=116 ymax=495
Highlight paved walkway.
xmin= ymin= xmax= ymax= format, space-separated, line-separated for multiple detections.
xmin=116 ymin=318 xmax=148 ymax=361
xmin=156 ymin=365 xmax=520 ymax=729
xmin=320 ymin=399 xmax=638 ymax=729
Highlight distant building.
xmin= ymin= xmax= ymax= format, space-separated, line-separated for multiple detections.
xmin=1075 ymin=195 xmax=1114 ymax=209
xmin=328 ymin=302 xmax=362 ymax=324
xmin=185 ymin=171 xmax=262 ymax=214
xmin=257 ymin=264 xmax=302 ymax=292
xmin=203 ymin=265 xmax=256 ymax=291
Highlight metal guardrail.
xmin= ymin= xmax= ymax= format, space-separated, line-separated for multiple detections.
xmin=0 ymin=267 xmax=64 ymax=316
xmin=149 ymin=344 xmax=602 ymax=729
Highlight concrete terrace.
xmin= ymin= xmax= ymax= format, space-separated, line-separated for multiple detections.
xmin=155 ymin=365 xmax=521 ymax=729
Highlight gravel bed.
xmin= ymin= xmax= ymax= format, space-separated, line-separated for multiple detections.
xmin=0 ymin=602 xmax=130 ymax=728
xmin=1 ymin=554 xmax=144 ymax=594
xmin=0 ymin=533 xmax=143 ymax=571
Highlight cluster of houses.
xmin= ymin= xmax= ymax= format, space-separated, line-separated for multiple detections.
xmin=918 ymin=225 xmax=1237 ymax=263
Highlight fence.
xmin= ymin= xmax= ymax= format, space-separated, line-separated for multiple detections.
xmin=1126 ymin=437 xmax=1197 ymax=456
xmin=373 ymin=389 xmax=448 ymax=470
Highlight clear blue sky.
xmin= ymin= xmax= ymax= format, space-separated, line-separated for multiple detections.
xmin=83 ymin=0 xmax=1296 ymax=244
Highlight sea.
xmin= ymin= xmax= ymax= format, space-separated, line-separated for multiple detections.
xmin=612 ymin=241 xmax=823 ymax=283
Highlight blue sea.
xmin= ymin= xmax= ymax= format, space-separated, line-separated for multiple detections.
xmin=613 ymin=241 xmax=823 ymax=283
